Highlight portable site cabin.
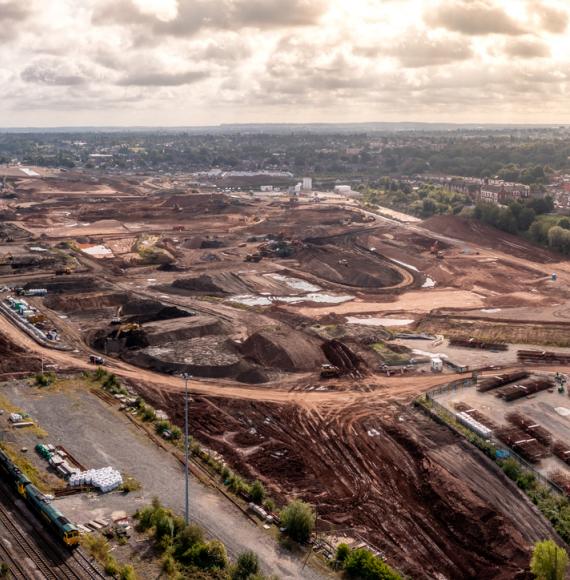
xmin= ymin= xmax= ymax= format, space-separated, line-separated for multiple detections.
xmin=431 ymin=357 xmax=444 ymax=373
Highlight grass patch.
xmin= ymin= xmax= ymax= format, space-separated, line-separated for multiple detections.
xmin=371 ymin=343 xmax=411 ymax=365
xmin=82 ymin=534 xmax=137 ymax=579
xmin=0 ymin=443 xmax=53 ymax=493
xmin=120 ymin=475 xmax=142 ymax=494
xmin=417 ymin=318 xmax=570 ymax=348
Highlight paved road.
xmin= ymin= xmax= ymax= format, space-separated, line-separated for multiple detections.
xmin=4 ymin=383 xmax=328 ymax=579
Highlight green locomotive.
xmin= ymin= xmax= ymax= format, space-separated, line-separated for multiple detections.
xmin=0 ymin=447 xmax=80 ymax=547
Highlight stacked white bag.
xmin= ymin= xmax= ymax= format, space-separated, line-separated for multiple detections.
xmin=69 ymin=467 xmax=123 ymax=493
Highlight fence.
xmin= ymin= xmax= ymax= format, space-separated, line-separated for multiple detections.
xmin=420 ymin=382 xmax=566 ymax=496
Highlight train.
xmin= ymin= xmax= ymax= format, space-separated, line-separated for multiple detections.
xmin=0 ymin=447 xmax=80 ymax=547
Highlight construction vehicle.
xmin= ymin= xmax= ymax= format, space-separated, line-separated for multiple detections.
xmin=245 ymin=253 xmax=263 ymax=263
xmin=338 ymin=259 xmax=348 ymax=267
xmin=89 ymin=355 xmax=105 ymax=365
xmin=173 ymin=225 xmax=185 ymax=232
xmin=320 ymin=364 xmax=342 ymax=379
xmin=111 ymin=306 xmax=123 ymax=325
xmin=115 ymin=323 xmax=141 ymax=338
xmin=430 ymin=241 xmax=444 ymax=259
xmin=55 ymin=267 xmax=72 ymax=275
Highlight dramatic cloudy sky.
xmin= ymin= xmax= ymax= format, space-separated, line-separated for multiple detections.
xmin=1 ymin=0 xmax=570 ymax=126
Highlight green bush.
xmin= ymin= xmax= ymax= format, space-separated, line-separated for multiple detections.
xmin=155 ymin=420 xmax=170 ymax=435
xmin=94 ymin=366 xmax=108 ymax=381
xmin=174 ymin=524 xmax=205 ymax=563
xmin=336 ymin=543 xmax=351 ymax=563
xmin=232 ymin=550 xmax=260 ymax=579
xmin=531 ymin=539 xmax=568 ymax=580
xmin=280 ymin=500 xmax=315 ymax=543
xmin=250 ymin=480 xmax=265 ymax=505
xmin=119 ymin=564 xmax=137 ymax=580
xmin=140 ymin=405 xmax=156 ymax=422
xmin=35 ymin=372 xmax=56 ymax=387
xmin=344 ymin=548 xmax=402 ymax=580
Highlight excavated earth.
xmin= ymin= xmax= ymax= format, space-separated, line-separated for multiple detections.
xmin=0 ymin=330 xmax=40 ymax=374
xmin=138 ymin=387 xmax=558 ymax=580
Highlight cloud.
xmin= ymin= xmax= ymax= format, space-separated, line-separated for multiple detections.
xmin=504 ymin=37 xmax=550 ymax=58
xmin=93 ymin=0 xmax=327 ymax=37
xmin=533 ymin=2 xmax=568 ymax=33
xmin=0 ymin=0 xmax=30 ymax=22
xmin=116 ymin=69 xmax=209 ymax=86
xmin=0 ymin=0 xmax=569 ymax=125
xmin=385 ymin=34 xmax=473 ymax=68
xmin=427 ymin=0 xmax=527 ymax=36
xmin=21 ymin=60 xmax=90 ymax=86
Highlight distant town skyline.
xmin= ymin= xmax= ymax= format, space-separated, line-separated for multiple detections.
xmin=1 ymin=0 xmax=569 ymax=126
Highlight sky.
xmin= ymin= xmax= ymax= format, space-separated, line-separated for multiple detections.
xmin=1 ymin=0 xmax=570 ymax=126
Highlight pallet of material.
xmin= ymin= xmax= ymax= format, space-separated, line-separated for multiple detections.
xmin=553 ymin=441 xmax=570 ymax=465
xmin=506 ymin=411 xmax=553 ymax=446
xmin=477 ymin=371 xmax=530 ymax=393
xmin=453 ymin=403 xmax=498 ymax=430
xmin=495 ymin=378 xmax=553 ymax=402
xmin=517 ymin=350 xmax=570 ymax=365
xmin=548 ymin=470 xmax=570 ymax=494
xmin=449 ymin=337 xmax=508 ymax=351
xmin=495 ymin=426 xmax=550 ymax=463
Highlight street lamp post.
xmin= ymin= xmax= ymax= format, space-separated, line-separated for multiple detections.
xmin=182 ymin=373 xmax=192 ymax=525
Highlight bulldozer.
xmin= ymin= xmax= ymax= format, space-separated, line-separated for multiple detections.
xmin=320 ymin=364 xmax=342 ymax=379
xmin=245 ymin=253 xmax=263 ymax=263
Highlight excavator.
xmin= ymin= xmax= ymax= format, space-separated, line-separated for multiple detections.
xmin=111 ymin=306 xmax=123 ymax=325
xmin=430 ymin=241 xmax=444 ymax=259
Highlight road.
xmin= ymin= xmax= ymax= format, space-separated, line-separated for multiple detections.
xmin=0 ymin=308 xmax=494 ymax=407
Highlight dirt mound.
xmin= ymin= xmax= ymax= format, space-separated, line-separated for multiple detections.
xmin=123 ymin=337 xmax=245 ymax=379
xmin=24 ymin=276 xmax=104 ymax=294
xmin=45 ymin=292 xmax=126 ymax=314
xmin=422 ymin=215 xmax=558 ymax=263
xmin=0 ymin=331 xmax=40 ymax=373
xmin=322 ymin=339 xmax=363 ymax=372
xmin=143 ymin=316 xmax=225 ymax=345
xmin=241 ymin=329 xmax=326 ymax=371
xmin=162 ymin=193 xmax=234 ymax=214
xmin=172 ymin=273 xmax=249 ymax=296
xmin=296 ymin=244 xmax=405 ymax=288
xmin=122 ymin=299 xmax=194 ymax=324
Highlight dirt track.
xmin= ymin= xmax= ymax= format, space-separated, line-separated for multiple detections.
xmin=4 ymin=185 xmax=570 ymax=577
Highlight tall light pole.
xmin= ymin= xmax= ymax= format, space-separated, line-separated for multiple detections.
xmin=182 ymin=373 xmax=192 ymax=525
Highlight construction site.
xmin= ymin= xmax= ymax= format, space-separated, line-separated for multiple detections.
xmin=2 ymin=167 xmax=570 ymax=578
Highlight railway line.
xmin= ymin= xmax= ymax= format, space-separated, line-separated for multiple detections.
xmin=0 ymin=479 xmax=105 ymax=580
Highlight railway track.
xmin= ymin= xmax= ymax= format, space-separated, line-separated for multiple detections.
xmin=0 ymin=499 xmax=59 ymax=580
xmin=0 ymin=489 xmax=106 ymax=580
xmin=0 ymin=533 xmax=29 ymax=580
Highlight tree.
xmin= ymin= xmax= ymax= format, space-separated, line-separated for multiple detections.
xmin=232 ymin=551 xmax=260 ymax=579
xmin=280 ymin=500 xmax=315 ymax=543
xmin=559 ymin=218 xmax=570 ymax=230
xmin=344 ymin=548 xmax=402 ymax=579
xmin=517 ymin=207 xmax=536 ymax=231
xmin=530 ymin=540 xmax=568 ymax=580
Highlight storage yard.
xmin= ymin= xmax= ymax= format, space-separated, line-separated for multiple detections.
xmin=1 ymin=169 xmax=570 ymax=577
